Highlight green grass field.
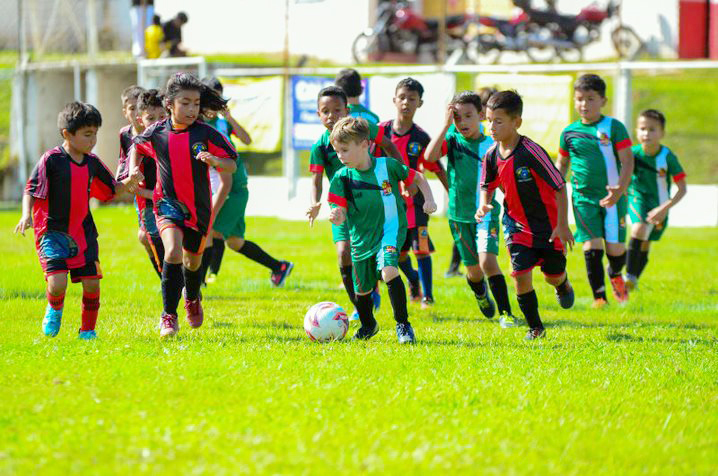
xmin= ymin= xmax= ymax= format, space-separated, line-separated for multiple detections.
xmin=1 ymin=207 xmax=717 ymax=475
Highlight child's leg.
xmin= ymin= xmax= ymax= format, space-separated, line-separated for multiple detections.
xmin=209 ymin=231 xmax=225 ymax=276
xmin=226 ymin=236 xmax=282 ymax=273
xmin=480 ymin=252 xmax=511 ymax=316
xmin=382 ymin=266 xmax=409 ymax=324
xmin=198 ymin=235 xmax=214 ymax=284
xmin=416 ymin=254 xmax=433 ymax=300
xmin=80 ymin=278 xmax=100 ymax=332
xmin=626 ymin=223 xmax=651 ymax=281
xmin=605 ymin=241 xmax=627 ymax=277
xmin=182 ymin=248 xmax=204 ymax=300
xmin=138 ymin=227 xmax=161 ymax=279
xmin=335 ymin=240 xmax=356 ymax=306
xmin=514 ymin=272 xmax=544 ymax=331
xmin=413 ymin=227 xmax=434 ymax=301
xmin=352 ymin=257 xmax=379 ymax=339
xmin=160 ymin=226 xmax=185 ymax=316
xmin=398 ymin=252 xmax=420 ymax=298
xmin=46 ymin=272 xmax=68 ymax=311
xmin=446 ymin=243 xmax=462 ymax=275
xmin=583 ymin=238 xmax=607 ymax=301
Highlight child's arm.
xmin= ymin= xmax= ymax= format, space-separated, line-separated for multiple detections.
xmin=378 ymin=135 xmax=403 ymax=162
xmin=113 ymin=166 xmax=144 ymax=197
xmin=224 ymin=109 xmax=252 ymax=146
xmin=475 ymin=190 xmax=494 ymax=221
xmin=212 ymin=171 xmax=233 ymax=212
xmin=600 ymin=146 xmax=634 ymax=208
xmin=196 ymin=151 xmax=237 ymax=173
xmin=425 ymin=104 xmax=454 ymax=163
xmin=550 ymin=186 xmax=574 ymax=250
xmin=14 ymin=194 xmax=34 ymax=236
xmin=555 ymin=152 xmax=570 ymax=178
xmin=328 ymin=206 xmax=347 ymax=225
xmin=434 ymin=164 xmax=449 ymax=191
xmin=412 ymin=171 xmax=437 ymax=214
xmin=136 ymin=187 xmax=154 ymax=200
xmin=647 ymin=178 xmax=687 ymax=225
xmin=306 ymin=171 xmax=323 ymax=226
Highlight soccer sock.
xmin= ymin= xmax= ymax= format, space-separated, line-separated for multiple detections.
xmin=636 ymin=250 xmax=650 ymax=278
xmin=209 ymin=238 xmax=225 ymax=275
xmin=149 ymin=234 xmax=165 ymax=277
xmin=487 ymin=274 xmax=512 ymax=315
xmin=398 ymin=257 xmax=419 ymax=287
xmin=146 ymin=248 xmax=162 ymax=279
xmin=161 ymin=262 xmax=184 ymax=315
xmin=237 ymin=240 xmax=281 ymax=272
xmin=80 ymin=290 xmax=100 ymax=331
xmin=198 ymin=247 xmax=213 ymax=284
xmin=517 ymin=290 xmax=543 ymax=330
xmin=584 ymin=249 xmax=607 ymax=300
xmin=606 ymin=252 xmax=627 ymax=278
xmin=183 ymin=266 xmax=203 ymax=301
xmin=355 ymin=292 xmax=376 ymax=328
xmin=417 ymin=256 xmax=433 ymax=299
xmin=556 ymin=275 xmax=571 ymax=294
xmin=46 ymin=290 xmax=65 ymax=311
xmin=449 ymin=244 xmax=461 ymax=272
xmin=467 ymin=276 xmax=487 ymax=298
xmin=339 ymin=265 xmax=357 ymax=305
xmin=626 ymin=238 xmax=644 ymax=278
xmin=386 ymin=275 xmax=409 ymax=324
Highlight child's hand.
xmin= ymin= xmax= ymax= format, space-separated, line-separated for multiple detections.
xmin=306 ymin=202 xmax=321 ymax=227
xmin=405 ymin=182 xmax=418 ymax=197
xmin=550 ymin=223 xmax=574 ymax=251
xmin=423 ymin=199 xmax=437 ymax=215
xmin=444 ymin=103 xmax=456 ymax=127
xmin=196 ymin=151 xmax=218 ymax=167
xmin=647 ymin=204 xmax=668 ymax=225
xmin=475 ymin=203 xmax=493 ymax=222
xmin=125 ymin=166 xmax=144 ymax=193
xmin=599 ymin=185 xmax=623 ymax=208
xmin=329 ymin=207 xmax=346 ymax=225
xmin=14 ymin=214 xmax=32 ymax=236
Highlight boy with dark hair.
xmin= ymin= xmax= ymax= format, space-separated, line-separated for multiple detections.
xmin=425 ymin=90 xmax=518 ymax=328
xmin=625 ymin=109 xmax=687 ymax=289
xmin=479 ymin=90 xmax=575 ymax=340
xmin=335 ymin=68 xmax=380 ymax=125
xmin=328 ymin=116 xmax=437 ymax=343
xmin=379 ymin=77 xmax=448 ymax=307
xmin=556 ymin=73 xmax=634 ymax=307
xmin=307 ymin=86 xmax=402 ymax=319
xmin=15 ymin=102 xmax=143 ymax=339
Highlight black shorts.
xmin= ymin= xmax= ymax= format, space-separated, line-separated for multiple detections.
xmin=156 ymin=216 xmax=209 ymax=255
xmin=45 ymin=259 xmax=103 ymax=283
xmin=508 ymin=244 xmax=566 ymax=277
xmin=400 ymin=226 xmax=435 ymax=257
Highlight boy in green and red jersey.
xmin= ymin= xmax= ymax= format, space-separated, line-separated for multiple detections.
xmin=335 ymin=68 xmax=380 ymax=125
xmin=556 ymin=74 xmax=634 ymax=308
xmin=327 ymin=116 xmax=437 ymax=343
xmin=625 ymin=109 xmax=687 ymax=289
xmin=306 ymin=86 xmax=402 ymax=318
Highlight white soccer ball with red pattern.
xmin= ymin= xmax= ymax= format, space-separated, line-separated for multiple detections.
xmin=304 ymin=302 xmax=349 ymax=342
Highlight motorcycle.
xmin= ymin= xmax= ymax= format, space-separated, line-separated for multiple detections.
xmin=352 ymin=1 xmax=471 ymax=64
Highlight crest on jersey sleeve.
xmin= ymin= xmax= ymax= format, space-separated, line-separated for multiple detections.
xmin=408 ymin=141 xmax=422 ymax=156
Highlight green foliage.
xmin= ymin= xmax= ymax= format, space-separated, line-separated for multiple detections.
xmin=1 ymin=208 xmax=717 ymax=474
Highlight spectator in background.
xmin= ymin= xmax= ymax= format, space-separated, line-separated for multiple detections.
xmin=163 ymin=12 xmax=189 ymax=57
xmin=130 ymin=0 xmax=154 ymax=58
xmin=145 ymin=15 xmax=164 ymax=59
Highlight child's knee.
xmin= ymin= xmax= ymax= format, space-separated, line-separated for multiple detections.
xmin=336 ymin=242 xmax=351 ymax=264
xmin=583 ymin=238 xmax=603 ymax=251
xmin=226 ymin=236 xmax=245 ymax=251
xmin=47 ymin=273 xmax=68 ymax=294
xmin=544 ymin=272 xmax=565 ymax=287
xmin=479 ymin=253 xmax=501 ymax=276
xmin=81 ymin=278 xmax=100 ymax=293
xmin=382 ymin=266 xmax=399 ymax=282
xmin=183 ymin=252 xmax=202 ymax=271
xmin=164 ymin=243 xmax=183 ymax=263
xmin=513 ymin=272 xmax=533 ymax=294
xmin=137 ymin=229 xmax=148 ymax=246
xmin=466 ymin=264 xmax=484 ymax=282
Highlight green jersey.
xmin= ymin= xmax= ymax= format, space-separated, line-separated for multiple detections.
xmin=348 ymin=103 xmax=380 ymax=125
xmin=629 ymin=144 xmax=685 ymax=208
xmin=309 ymin=121 xmax=384 ymax=182
xmin=207 ymin=117 xmax=248 ymax=190
xmin=328 ymin=156 xmax=413 ymax=261
xmin=559 ymin=116 xmax=632 ymax=199
xmin=442 ymin=125 xmax=498 ymax=223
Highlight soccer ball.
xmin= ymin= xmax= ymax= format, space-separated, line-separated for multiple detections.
xmin=304 ymin=302 xmax=349 ymax=342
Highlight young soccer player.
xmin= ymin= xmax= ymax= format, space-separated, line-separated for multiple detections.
xmin=425 ymin=91 xmax=517 ymax=327
xmin=15 ymin=102 xmax=143 ymax=339
xmin=129 ymin=73 xmax=238 ymax=338
xmin=327 ymin=116 xmax=437 ymax=343
xmin=478 ymin=90 xmax=575 ymax=340
xmin=625 ymin=109 xmax=687 ymax=289
xmin=335 ymin=68 xmax=380 ymax=124
xmin=306 ymin=86 xmax=402 ymax=317
xmin=198 ymin=77 xmax=293 ymax=287
xmin=556 ymin=74 xmax=634 ymax=307
xmin=379 ymin=77 xmax=448 ymax=308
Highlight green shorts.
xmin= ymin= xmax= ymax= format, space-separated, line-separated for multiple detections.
xmin=352 ymin=246 xmax=401 ymax=295
xmin=213 ymin=186 xmax=249 ymax=239
xmin=449 ymin=214 xmax=500 ymax=267
xmin=572 ymin=193 xmax=627 ymax=244
xmin=628 ymin=196 xmax=667 ymax=241
xmin=332 ymin=221 xmax=350 ymax=243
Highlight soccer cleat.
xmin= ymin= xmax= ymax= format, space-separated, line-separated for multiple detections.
xmin=475 ymin=290 xmax=496 ymax=319
xmin=592 ymin=298 xmax=608 ymax=309
xmin=421 ymin=296 xmax=434 ymax=309
xmin=184 ymin=297 xmax=204 ymax=328
xmin=371 ymin=286 xmax=381 ymax=311
xmin=271 ymin=261 xmax=294 ymax=287
xmin=444 ymin=269 xmax=463 ymax=278
xmin=352 ymin=320 xmax=379 ymax=341
xmin=159 ymin=313 xmax=179 ymax=338
xmin=499 ymin=313 xmax=522 ymax=328
xmin=396 ymin=322 xmax=416 ymax=344
xmin=349 ymin=309 xmax=360 ymax=321
xmin=624 ymin=274 xmax=638 ymax=292
xmin=206 ymin=272 xmax=217 ymax=284
xmin=42 ymin=305 xmax=63 ymax=337
xmin=409 ymin=281 xmax=422 ymax=302
xmin=609 ymin=273 xmax=629 ymax=303
xmin=524 ymin=327 xmax=546 ymax=340
xmin=555 ymin=282 xmax=575 ymax=309
xmin=78 ymin=330 xmax=97 ymax=340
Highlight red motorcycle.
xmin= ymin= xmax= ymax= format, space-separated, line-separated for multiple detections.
xmin=352 ymin=1 xmax=471 ymax=63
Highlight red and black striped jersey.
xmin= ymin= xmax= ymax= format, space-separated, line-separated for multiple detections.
xmin=116 ymin=125 xmax=157 ymax=212
xmin=481 ymin=136 xmax=566 ymax=250
xmin=132 ymin=119 xmax=237 ymax=234
xmin=115 ymin=125 xmax=134 ymax=181
xmin=25 ymin=146 xmax=117 ymax=262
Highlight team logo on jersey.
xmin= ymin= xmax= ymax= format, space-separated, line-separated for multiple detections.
xmin=658 ymin=167 xmax=667 ymax=178
xmin=619 ymin=217 xmax=626 ymax=228
xmin=381 ymin=180 xmax=392 ymax=196
xmin=191 ymin=142 xmax=207 ymax=158
xmin=408 ymin=141 xmax=422 ymax=156
xmin=515 ymin=166 xmax=532 ymax=183
xmin=598 ymin=132 xmax=610 ymax=146
xmin=384 ymin=245 xmax=397 ymax=254
xmin=490 ymin=226 xmax=498 ymax=238
xmin=420 ymin=228 xmax=428 ymax=238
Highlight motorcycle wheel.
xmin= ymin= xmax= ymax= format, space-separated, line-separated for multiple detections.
xmin=352 ymin=31 xmax=381 ymax=64
xmin=557 ymin=45 xmax=583 ymax=63
xmin=524 ymin=25 xmax=558 ymax=63
xmin=612 ymin=26 xmax=643 ymax=60
xmin=470 ymin=34 xmax=502 ymax=64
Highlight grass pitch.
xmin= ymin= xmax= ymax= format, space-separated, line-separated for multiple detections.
xmin=1 ymin=206 xmax=717 ymax=475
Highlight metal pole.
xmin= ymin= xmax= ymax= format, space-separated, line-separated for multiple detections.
xmin=438 ymin=0 xmax=447 ymax=65
xmin=282 ymin=0 xmax=297 ymax=199
xmin=86 ymin=0 xmax=99 ymax=58
xmin=613 ymin=65 xmax=632 ymax=131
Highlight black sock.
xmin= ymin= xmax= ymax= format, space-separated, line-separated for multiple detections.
xmin=517 ymin=290 xmax=543 ymax=329
xmin=386 ymin=276 xmax=409 ymax=324
xmin=556 ymin=275 xmax=571 ymax=294
xmin=161 ymin=262 xmax=184 ymax=315
xmin=398 ymin=257 xmax=420 ymax=287
xmin=198 ymin=247 xmax=213 ymax=284
xmin=636 ymin=249 xmax=649 ymax=278
xmin=237 ymin=240 xmax=281 ymax=272
xmin=209 ymin=238 xmax=225 ymax=275
xmin=467 ymin=276 xmax=487 ymax=298
xmin=584 ymin=249 xmax=606 ymax=300
xmin=488 ymin=274 xmax=511 ymax=315
xmin=448 ymin=244 xmax=461 ymax=272
xmin=149 ymin=234 xmax=165 ymax=278
xmin=355 ymin=292 xmax=376 ymax=328
xmin=146 ymin=249 xmax=162 ymax=279
xmin=606 ymin=252 xmax=626 ymax=278
xmin=626 ymin=238 xmax=644 ymax=277
xmin=417 ymin=256 xmax=433 ymax=299
xmin=340 ymin=265 xmax=356 ymax=305
xmin=183 ymin=266 xmax=203 ymax=301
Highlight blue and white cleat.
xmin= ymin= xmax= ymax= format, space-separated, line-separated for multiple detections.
xmin=349 ymin=309 xmax=360 ymax=321
xmin=78 ymin=330 xmax=97 ymax=340
xmin=42 ymin=306 xmax=63 ymax=337
xmin=396 ymin=322 xmax=416 ymax=344
xmin=371 ymin=286 xmax=381 ymax=311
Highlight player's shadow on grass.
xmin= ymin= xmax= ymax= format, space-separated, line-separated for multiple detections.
xmin=606 ymin=332 xmax=716 ymax=345
xmin=1 ymin=289 xmax=45 ymax=300
xmin=431 ymin=315 xmax=496 ymax=324
xmin=545 ymin=319 xmax=714 ymax=331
